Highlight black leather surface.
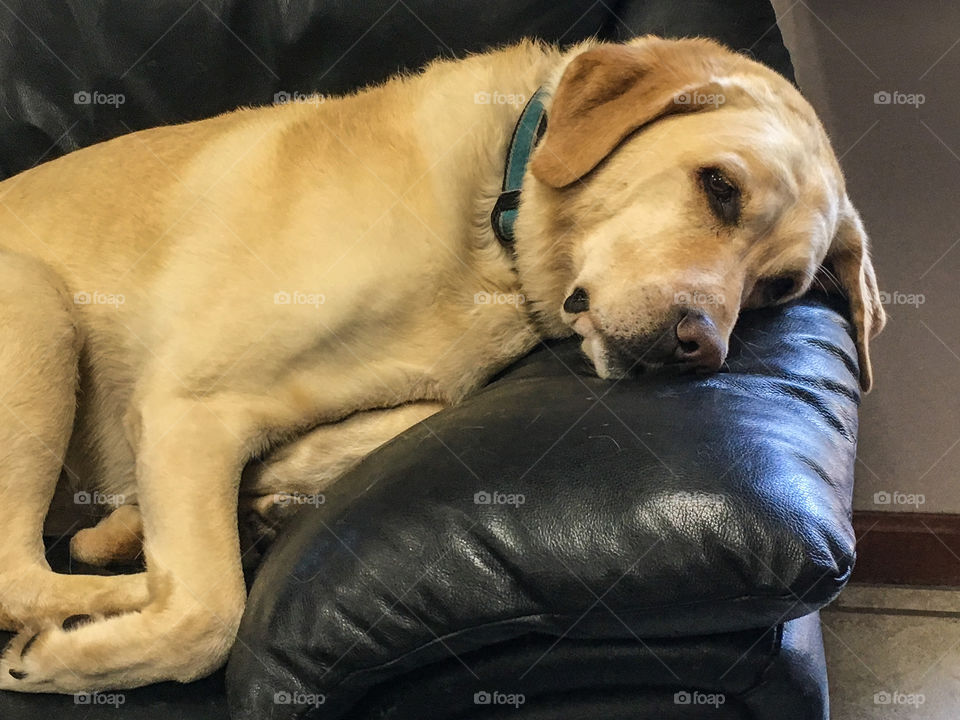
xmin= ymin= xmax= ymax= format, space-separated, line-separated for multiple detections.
xmin=300 ymin=611 xmax=828 ymax=720
xmin=0 ymin=668 xmax=228 ymax=720
xmin=322 ymin=611 xmax=828 ymax=720
xmin=0 ymin=0 xmax=793 ymax=181
xmin=742 ymin=611 xmax=830 ymax=720
xmin=227 ymin=295 xmax=856 ymax=720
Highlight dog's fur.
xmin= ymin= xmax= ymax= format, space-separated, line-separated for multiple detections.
xmin=0 ymin=36 xmax=883 ymax=691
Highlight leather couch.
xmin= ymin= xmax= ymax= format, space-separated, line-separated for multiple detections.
xmin=0 ymin=1 xmax=858 ymax=718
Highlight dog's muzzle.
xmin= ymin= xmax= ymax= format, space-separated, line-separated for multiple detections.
xmin=603 ymin=308 xmax=727 ymax=375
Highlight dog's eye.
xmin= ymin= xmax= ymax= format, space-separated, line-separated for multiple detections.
xmin=762 ymin=275 xmax=799 ymax=303
xmin=700 ymin=168 xmax=741 ymax=225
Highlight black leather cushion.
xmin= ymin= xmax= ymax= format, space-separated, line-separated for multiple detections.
xmin=0 ymin=669 xmax=227 ymax=720
xmin=323 ymin=612 xmax=829 ymax=720
xmin=227 ymin=294 xmax=858 ymax=719
xmin=0 ymin=0 xmax=792 ymax=180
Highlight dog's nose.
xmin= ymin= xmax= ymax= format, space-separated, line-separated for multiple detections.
xmin=563 ymin=287 xmax=590 ymax=314
xmin=674 ymin=309 xmax=726 ymax=371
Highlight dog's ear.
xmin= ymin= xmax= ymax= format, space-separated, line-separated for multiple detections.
xmin=531 ymin=39 xmax=730 ymax=188
xmin=816 ymin=203 xmax=886 ymax=392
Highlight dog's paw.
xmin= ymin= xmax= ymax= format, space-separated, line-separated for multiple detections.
xmin=69 ymin=506 xmax=144 ymax=567
xmin=0 ymin=615 xmax=102 ymax=693
xmin=0 ymin=570 xmax=150 ymax=633
xmin=0 ymin=623 xmax=54 ymax=691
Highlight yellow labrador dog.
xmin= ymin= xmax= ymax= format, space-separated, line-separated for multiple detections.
xmin=0 ymin=35 xmax=883 ymax=692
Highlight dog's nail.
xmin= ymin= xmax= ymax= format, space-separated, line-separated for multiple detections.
xmin=62 ymin=614 xmax=93 ymax=632
xmin=19 ymin=633 xmax=40 ymax=658
xmin=9 ymin=669 xmax=27 ymax=679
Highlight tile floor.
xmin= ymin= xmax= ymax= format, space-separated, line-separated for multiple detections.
xmin=823 ymin=584 xmax=960 ymax=719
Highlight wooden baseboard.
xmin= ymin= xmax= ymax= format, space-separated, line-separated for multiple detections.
xmin=852 ymin=511 xmax=960 ymax=586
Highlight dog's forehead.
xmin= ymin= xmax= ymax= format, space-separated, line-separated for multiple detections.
xmin=746 ymin=74 xmax=841 ymax=182
xmin=714 ymin=81 xmax=843 ymax=223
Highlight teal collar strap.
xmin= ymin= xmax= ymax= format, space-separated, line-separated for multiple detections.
xmin=491 ymin=87 xmax=549 ymax=248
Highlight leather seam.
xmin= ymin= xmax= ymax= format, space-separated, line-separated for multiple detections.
xmin=738 ymin=622 xmax=786 ymax=698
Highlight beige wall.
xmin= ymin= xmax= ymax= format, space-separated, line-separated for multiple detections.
xmin=771 ymin=0 xmax=960 ymax=513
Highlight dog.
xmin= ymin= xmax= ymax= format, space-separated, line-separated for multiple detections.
xmin=0 ymin=35 xmax=883 ymax=692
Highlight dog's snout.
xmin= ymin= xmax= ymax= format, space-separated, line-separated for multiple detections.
xmin=674 ymin=309 xmax=726 ymax=372
xmin=563 ymin=287 xmax=590 ymax=314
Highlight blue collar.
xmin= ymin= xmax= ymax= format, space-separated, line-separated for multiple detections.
xmin=491 ymin=87 xmax=549 ymax=248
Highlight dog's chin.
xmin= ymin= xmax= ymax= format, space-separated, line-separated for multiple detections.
xmin=579 ymin=336 xmax=641 ymax=380
xmin=579 ymin=335 xmax=695 ymax=381
xmin=579 ymin=335 xmax=610 ymax=378
xmin=572 ymin=319 xmax=617 ymax=379
xmin=573 ymin=318 xmax=666 ymax=380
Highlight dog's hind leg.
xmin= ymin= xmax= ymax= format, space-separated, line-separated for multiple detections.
xmin=0 ymin=252 xmax=148 ymax=630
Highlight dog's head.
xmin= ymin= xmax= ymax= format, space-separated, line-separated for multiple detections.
xmin=515 ymin=37 xmax=884 ymax=390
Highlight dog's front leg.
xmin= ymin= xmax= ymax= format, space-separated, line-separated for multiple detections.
xmin=0 ymin=396 xmax=251 ymax=692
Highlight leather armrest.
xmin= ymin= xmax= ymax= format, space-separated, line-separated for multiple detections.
xmin=227 ymin=293 xmax=859 ymax=720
